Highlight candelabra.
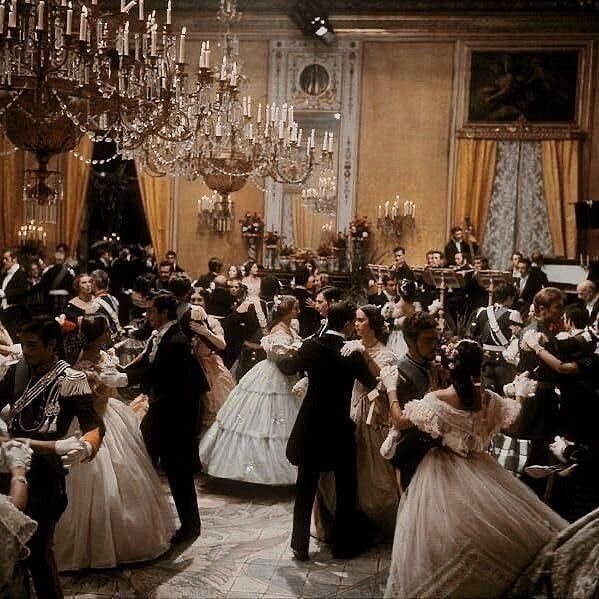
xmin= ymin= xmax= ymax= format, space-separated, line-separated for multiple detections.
xmin=1 ymin=0 xmax=188 ymax=211
xmin=197 ymin=190 xmax=234 ymax=234
xmin=376 ymin=196 xmax=416 ymax=239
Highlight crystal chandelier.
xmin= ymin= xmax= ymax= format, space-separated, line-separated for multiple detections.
xmin=301 ymin=159 xmax=337 ymax=215
xmin=196 ymin=189 xmax=234 ymax=233
xmin=136 ymin=0 xmax=334 ymax=206
xmin=0 ymin=0 xmax=187 ymax=211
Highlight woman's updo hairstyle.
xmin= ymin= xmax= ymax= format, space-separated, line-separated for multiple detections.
xmin=80 ymin=315 xmax=109 ymax=345
xmin=441 ymin=339 xmax=483 ymax=411
xmin=398 ymin=279 xmax=417 ymax=302
xmin=270 ymin=295 xmax=297 ymax=326
xmin=359 ymin=304 xmax=388 ymax=343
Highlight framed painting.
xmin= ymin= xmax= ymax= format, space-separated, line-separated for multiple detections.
xmin=467 ymin=50 xmax=579 ymax=124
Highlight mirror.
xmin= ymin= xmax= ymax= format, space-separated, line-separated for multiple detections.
xmin=281 ymin=111 xmax=340 ymax=251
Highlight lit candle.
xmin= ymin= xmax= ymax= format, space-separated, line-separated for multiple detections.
xmin=36 ymin=0 xmax=45 ymax=30
xmin=310 ymin=129 xmax=315 ymax=148
xmin=205 ymin=40 xmax=210 ymax=66
xmin=8 ymin=0 xmax=16 ymax=28
xmin=215 ymin=117 xmax=222 ymax=137
xmin=220 ymin=55 xmax=226 ymax=80
xmin=288 ymin=105 xmax=294 ymax=124
xmin=322 ymin=131 xmax=328 ymax=152
xmin=278 ymin=121 xmax=284 ymax=139
xmin=384 ymin=201 xmax=389 ymax=217
xmin=178 ymin=26 xmax=186 ymax=63
xmin=138 ymin=0 xmax=144 ymax=20
xmin=411 ymin=202 xmax=416 ymax=217
xmin=79 ymin=6 xmax=87 ymax=41
xmin=65 ymin=2 xmax=73 ymax=34
xmin=199 ymin=41 xmax=205 ymax=67
xmin=297 ymin=128 xmax=302 ymax=147
xmin=281 ymin=103 xmax=287 ymax=123
xmin=248 ymin=123 xmax=253 ymax=140
xmin=265 ymin=104 xmax=269 ymax=123
xmin=121 ymin=0 xmax=125 ymax=10
xmin=247 ymin=96 xmax=251 ymax=115
xmin=150 ymin=25 xmax=157 ymax=56
xmin=0 ymin=2 xmax=5 ymax=34
xmin=328 ymin=132 xmax=333 ymax=153
xmin=242 ymin=96 xmax=247 ymax=116
xmin=123 ymin=21 xmax=129 ymax=55
xmin=166 ymin=0 xmax=171 ymax=24
xmin=257 ymin=103 xmax=262 ymax=124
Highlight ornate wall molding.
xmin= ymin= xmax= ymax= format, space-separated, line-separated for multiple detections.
xmin=457 ymin=124 xmax=586 ymax=140
xmin=265 ymin=39 xmax=362 ymax=236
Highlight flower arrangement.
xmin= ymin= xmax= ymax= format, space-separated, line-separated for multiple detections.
xmin=264 ymin=230 xmax=280 ymax=246
xmin=239 ymin=212 xmax=264 ymax=236
xmin=333 ymin=231 xmax=348 ymax=250
xmin=317 ymin=243 xmax=332 ymax=257
xmin=280 ymin=243 xmax=295 ymax=257
xmin=349 ymin=216 xmax=370 ymax=240
xmin=294 ymin=248 xmax=314 ymax=262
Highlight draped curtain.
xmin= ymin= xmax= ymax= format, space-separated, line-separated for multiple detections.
xmin=64 ymin=136 xmax=94 ymax=252
xmin=0 ymin=133 xmax=23 ymax=248
xmin=541 ymin=139 xmax=579 ymax=259
xmin=453 ymin=139 xmax=498 ymax=246
xmin=291 ymin=197 xmax=330 ymax=250
xmin=135 ymin=162 xmax=172 ymax=260
xmin=482 ymin=141 xmax=553 ymax=270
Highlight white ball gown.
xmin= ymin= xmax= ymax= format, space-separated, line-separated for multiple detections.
xmin=199 ymin=325 xmax=301 ymax=485
xmin=384 ymin=390 xmax=567 ymax=599
xmin=54 ymin=352 xmax=176 ymax=571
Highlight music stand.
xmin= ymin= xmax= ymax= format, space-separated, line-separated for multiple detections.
xmin=368 ymin=263 xmax=391 ymax=282
xmin=475 ymin=270 xmax=514 ymax=306
xmin=420 ymin=268 xmax=466 ymax=330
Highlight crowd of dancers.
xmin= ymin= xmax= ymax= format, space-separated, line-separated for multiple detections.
xmin=0 ymin=235 xmax=598 ymax=598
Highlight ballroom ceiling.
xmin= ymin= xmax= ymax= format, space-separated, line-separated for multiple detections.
xmin=108 ymin=0 xmax=599 ymax=13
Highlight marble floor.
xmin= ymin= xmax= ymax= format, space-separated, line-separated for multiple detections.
xmin=60 ymin=475 xmax=391 ymax=599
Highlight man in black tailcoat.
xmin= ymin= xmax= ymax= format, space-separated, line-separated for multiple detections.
xmin=123 ymin=292 xmax=209 ymax=543
xmin=0 ymin=249 xmax=29 ymax=338
xmin=278 ymin=302 xmax=379 ymax=561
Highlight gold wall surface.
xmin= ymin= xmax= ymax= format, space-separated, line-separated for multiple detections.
xmin=174 ymin=40 xmax=268 ymax=278
xmin=357 ymin=42 xmax=455 ymax=267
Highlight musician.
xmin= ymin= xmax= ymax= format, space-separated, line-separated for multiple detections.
xmin=391 ymin=247 xmax=415 ymax=281
xmin=516 ymin=257 xmax=547 ymax=317
xmin=367 ymin=275 xmax=398 ymax=308
xmin=444 ymin=226 xmax=478 ymax=267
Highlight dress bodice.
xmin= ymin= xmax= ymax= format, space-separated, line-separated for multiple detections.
xmin=260 ymin=326 xmax=302 ymax=360
xmin=404 ymin=390 xmax=521 ymax=457
xmin=74 ymin=351 xmax=116 ymax=413
xmin=351 ymin=343 xmax=397 ymax=425
xmin=193 ymin=316 xmax=225 ymax=358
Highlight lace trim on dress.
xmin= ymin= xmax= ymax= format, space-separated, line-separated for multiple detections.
xmin=403 ymin=392 xmax=521 ymax=457
xmin=0 ymin=495 xmax=37 ymax=583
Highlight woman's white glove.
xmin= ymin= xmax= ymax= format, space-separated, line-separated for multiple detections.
xmin=340 ymin=340 xmax=365 ymax=357
xmin=549 ymin=436 xmax=574 ymax=463
xmin=428 ymin=299 xmax=441 ymax=315
xmin=379 ymin=364 xmax=399 ymax=392
xmin=55 ymin=435 xmax=92 ymax=467
xmin=513 ymin=372 xmax=538 ymax=398
xmin=380 ymin=428 xmax=401 ymax=460
xmin=520 ymin=330 xmax=546 ymax=352
xmin=0 ymin=440 xmax=33 ymax=472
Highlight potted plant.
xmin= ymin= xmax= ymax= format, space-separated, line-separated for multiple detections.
xmin=263 ymin=230 xmax=280 ymax=270
xmin=316 ymin=243 xmax=332 ymax=273
xmin=279 ymin=243 xmax=294 ymax=271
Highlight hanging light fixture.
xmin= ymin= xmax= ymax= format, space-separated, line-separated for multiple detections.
xmin=136 ymin=0 xmax=335 ymax=220
xmin=0 ymin=0 xmax=187 ymax=212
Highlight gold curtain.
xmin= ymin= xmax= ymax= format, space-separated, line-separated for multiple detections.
xmin=0 ymin=133 xmax=23 ymax=247
xmin=135 ymin=162 xmax=172 ymax=260
xmin=540 ymin=140 xmax=579 ymax=259
xmin=292 ymin=198 xmax=330 ymax=250
xmin=453 ymin=139 xmax=498 ymax=245
xmin=64 ymin=135 xmax=94 ymax=252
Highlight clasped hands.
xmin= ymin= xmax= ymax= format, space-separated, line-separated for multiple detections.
xmin=55 ymin=434 xmax=92 ymax=468
xmin=0 ymin=439 xmax=33 ymax=472
xmin=520 ymin=330 xmax=548 ymax=353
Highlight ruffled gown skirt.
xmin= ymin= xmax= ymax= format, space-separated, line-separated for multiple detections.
xmin=385 ymin=448 xmax=567 ymax=598
xmin=199 ymin=353 xmax=236 ymax=428
xmin=54 ymin=399 xmax=176 ymax=571
xmin=199 ymin=359 xmax=300 ymax=485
